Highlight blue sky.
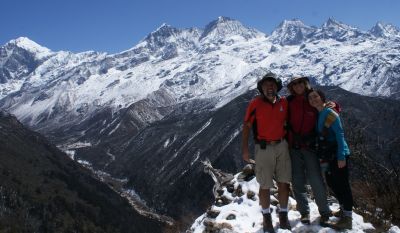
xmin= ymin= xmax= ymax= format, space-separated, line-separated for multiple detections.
xmin=1 ymin=0 xmax=399 ymax=53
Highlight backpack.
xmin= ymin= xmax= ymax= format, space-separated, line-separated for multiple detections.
xmin=315 ymin=127 xmax=337 ymax=161
xmin=315 ymin=111 xmax=338 ymax=161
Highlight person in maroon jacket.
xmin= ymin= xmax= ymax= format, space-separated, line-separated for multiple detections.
xmin=286 ymin=76 xmax=332 ymax=226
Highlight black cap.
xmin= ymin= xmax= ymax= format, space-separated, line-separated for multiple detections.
xmin=257 ymin=72 xmax=282 ymax=93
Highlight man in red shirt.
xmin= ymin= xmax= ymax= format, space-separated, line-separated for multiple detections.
xmin=242 ymin=72 xmax=291 ymax=232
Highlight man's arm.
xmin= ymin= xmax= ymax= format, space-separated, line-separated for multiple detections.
xmin=326 ymin=101 xmax=341 ymax=113
xmin=242 ymin=121 xmax=253 ymax=163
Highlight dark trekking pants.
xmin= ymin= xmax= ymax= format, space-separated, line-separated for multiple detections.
xmin=325 ymin=157 xmax=354 ymax=212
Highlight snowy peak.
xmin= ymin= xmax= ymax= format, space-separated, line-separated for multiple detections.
xmin=134 ymin=16 xmax=264 ymax=57
xmin=142 ymin=23 xmax=181 ymax=49
xmin=269 ymin=19 xmax=315 ymax=45
xmin=370 ymin=22 xmax=400 ymax=38
xmin=322 ymin=17 xmax=358 ymax=31
xmin=135 ymin=23 xmax=201 ymax=58
xmin=200 ymin=16 xmax=263 ymax=41
xmin=217 ymin=16 xmax=232 ymax=23
xmin=0 ymin=37 xmax=54 ymax=87
xmin=6 ymin=37 xmax=53 ymax=59
xmin=146 ymin=23 xmax=181 ymax=40
xmin=203 ymin=16 xmax=235 ymax=30
xmin=323 ymin=17 xmax=347 ymax=28
xmin=313 ymin=17 xmax=364 ymax=41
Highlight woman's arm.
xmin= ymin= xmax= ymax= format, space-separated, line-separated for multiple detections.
xmin=330 ymin=115 xmax=347 ymax=168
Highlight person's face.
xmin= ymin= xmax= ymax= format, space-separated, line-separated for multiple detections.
xmin=292 ymin=80 xmax=305 ymax=95
xmin=262 ymin=80 xmax=277 ymax=97
xmin=308 ymin=91 xmax=323 ymax=108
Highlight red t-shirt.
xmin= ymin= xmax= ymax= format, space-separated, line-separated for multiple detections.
xmin=244 ymin=96 xmax=288 ymax=141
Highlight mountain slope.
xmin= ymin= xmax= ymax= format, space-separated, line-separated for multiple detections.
xmin=0 ymin=112 xmax=166 ymax=232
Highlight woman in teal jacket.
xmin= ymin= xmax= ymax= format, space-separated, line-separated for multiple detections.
xmin=307 ymin=89 xmax=354 ymax=230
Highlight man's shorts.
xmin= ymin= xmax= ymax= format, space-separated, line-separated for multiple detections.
xmin=254 ymin=139 xmax=291 ymax=189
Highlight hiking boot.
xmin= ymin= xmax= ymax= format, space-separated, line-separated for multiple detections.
xmin=319 ymin=214 xmax=330 ymax=227
xmin=300 ymin=213 xmax=310 ymax=225
xmin=278 ymin=211 xmax=291 ymax=230
xmin=330 ymin=216 xmax=352 ymax=230
xmin=331 ymin=208 xmax=343 ymax=217
xmin=263 ymin=213 xmax=275 ymax=233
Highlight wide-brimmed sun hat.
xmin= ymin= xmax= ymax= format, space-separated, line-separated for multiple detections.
xmin=287 ymin=76 xmax=310 ymax=88
xmin=257 ymin=72 xmax=283 ymax=93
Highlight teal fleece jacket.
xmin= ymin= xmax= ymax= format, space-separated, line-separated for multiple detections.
xmin=316 ymin=108 xmax=350 ymax=160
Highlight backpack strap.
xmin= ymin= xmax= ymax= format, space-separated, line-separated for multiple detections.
xmin=249 ymin=108 xmax=258 ymax=142
xmin=285 ymin=95 xmax=294 ymax=131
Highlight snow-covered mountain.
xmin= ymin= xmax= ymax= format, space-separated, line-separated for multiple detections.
xmin=269 ymin=19 xmax=316 ymax=45
xmin=310 ymin=18 xmax=367 ymax=41
xmin=1 ymin=17 xmax=400 ymax=229
xmin=370 ymin=22 xmax=400 ymax=38
xmin=0 ymin=37 xmax=54 ymax=96
xmin=1 ymin=18 xmax=399 ymax=130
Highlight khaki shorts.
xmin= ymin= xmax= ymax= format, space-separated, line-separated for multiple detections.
xmin=255 ymin=139 xmax=291 ymax=189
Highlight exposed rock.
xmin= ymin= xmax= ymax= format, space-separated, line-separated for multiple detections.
xmin=216 ymin=188 xmax=224 ymax=196
xmin=233 ymin=184 xmax=244 ymax=197
xmin=215 ymin=199 xmax=225 ymax=207
xmin=202 ymin=159 xmax=235 ymax=198
xmin=206 ymin=209 xmax=220 ymax=219
xmin=270 ymin=187 xmax=278 ymax=195
xmin=242 ymin=163 xmax=255 ymax=176
xmin=271 ymin=195 xmax=279 ymax=206
xmin=237 ymin=163 xmax=255 ymax=182
xmin=227 ymin=184 xmax=235 ymax=193
xmin=247 ymin=190 xmax=256 ymax=200
xmin=203 ymin=219 xmax=233 ymax=232
xmin=220 ymin=195 xmax=233 ymax=205
xmin=226 ymin=214 xmax=236 ymax=220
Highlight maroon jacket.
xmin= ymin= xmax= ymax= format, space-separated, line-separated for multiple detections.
xmin=287 ymin=95 xmax=318 ymax=148
xmin=287 ymin=94 xmax=341 ymax=149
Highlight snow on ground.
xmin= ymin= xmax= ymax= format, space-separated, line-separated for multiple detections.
xmin=189 ymin=172 xmax=399 ymax=233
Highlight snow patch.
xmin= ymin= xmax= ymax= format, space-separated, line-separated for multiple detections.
xmin=190 ymin=173 xmax=378 ymax=233
xmin=108 ymin=122 xmax=121 ymax=136
xmin=64 ymin=150 xmax=75 ymax=160
xmin=61 ymin=141 xmax=92 ymax=150
xmin=77 ymin=159 xmax=91 ymax=166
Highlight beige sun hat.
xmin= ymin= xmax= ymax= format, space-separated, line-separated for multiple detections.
xmin=287 ymin=76 xmax=310 ymax=88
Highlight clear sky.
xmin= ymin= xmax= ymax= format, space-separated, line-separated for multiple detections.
xmin=1 ymin=0 xmax=399 ymax=54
